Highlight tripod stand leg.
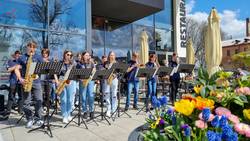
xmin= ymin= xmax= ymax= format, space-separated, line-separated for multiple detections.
xmin=16 ymin=114 xmax=25 ymax=124
xmin=136 ymin=105 xmax=146 ymax=115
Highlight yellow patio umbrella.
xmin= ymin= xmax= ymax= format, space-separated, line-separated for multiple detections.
xmin=186 ymin=38 xmax=195 ymax=64
xmin=205 ymin=8 xmax=222 ymax=76
xmin=140 ymin=30 xmax=149 ymax=64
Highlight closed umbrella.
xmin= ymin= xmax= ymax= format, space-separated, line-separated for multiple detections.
xmin=140 ymin=30 xmax=149 ymax=64
xmin=205 ymin=8 xmax=222 ymax=76
xmin=186 ymin=38 xmax=195 ymax=64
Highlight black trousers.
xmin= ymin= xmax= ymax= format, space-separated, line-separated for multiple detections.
xmin=170 ymin=80 xmax=180 ymax=105
xmin=7 ymin=83 xmax=23 ymax=113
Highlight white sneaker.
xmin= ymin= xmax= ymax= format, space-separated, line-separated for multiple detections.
xmin=36 ymin=120 xmax=44 ymax=126
xmin=26 ymin=120 xmax=34 ymax=128
xmin=62 ymin=117 xmax=69 ymax=124
xmin=106 ymin=112 xmax=111 ymax=117
xmin=68 ymin=116 xmax=73 ymax=121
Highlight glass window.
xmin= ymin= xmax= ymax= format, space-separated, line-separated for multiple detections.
xmin=155 ymin=28 xmax=173 ymax=52
xmin=155 ymin=0 xmax=172 ymax=29
xmin=49 ymin=32 xmax=86 ymax=60
xmin=49 ymin=0 xmax=86 ymax=35
xmin=133 ymin=24 xmax=154 ymax=52
xmin=0 ymin=27 xmax=46 ymax=85
xmin=133 ymin=15 xmax=154 ymax=27
xmin=227 ymin=50 xmax=230 ymax=56
xmin=105 ymin=24 xmax=132 ymax=63
xmin=92 ymin=29 xmax=105 ymax=59
xmin=0 ymin=0 xmax=47 ymax=29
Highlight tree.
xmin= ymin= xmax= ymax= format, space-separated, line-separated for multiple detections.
xmin=186 ymin=18 xmax=227 ymax=67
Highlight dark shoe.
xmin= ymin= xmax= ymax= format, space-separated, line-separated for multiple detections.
xmin=124 ymin=107 xmax=129 ymax=111
xmin=133 ymin=105 xmax=138 ymax=110
xmin=83 ymin=112 xmax=88 ymax=119
xmin=146 ymin=108 xmax=150 ymax=113
xmin=90 ymin=112 xmax=94 ymax=120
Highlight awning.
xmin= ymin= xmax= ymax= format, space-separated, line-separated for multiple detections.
xmin=92 ymin=0 xmax=164 ymax=24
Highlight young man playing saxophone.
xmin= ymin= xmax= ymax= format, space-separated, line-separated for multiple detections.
xmin=15 ymin=41 xmax=44 ymax=128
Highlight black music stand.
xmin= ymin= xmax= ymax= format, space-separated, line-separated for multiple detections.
xmin=64 ymin=68 xmax=93 ymax=128
xmin=135 ymin=67 xmax=157 ymax=115
xmin=28 ymin=62 xmax=63 ymax=137
xmin=156 ymin=67 xmax=173 ymax=96
xmin=92 ymin=69 xmax=113 ymax=125
xmin=110 ymin=63 xmax=131 ymax=121
xmin=176 ymin=64 xmax=195 ymax=96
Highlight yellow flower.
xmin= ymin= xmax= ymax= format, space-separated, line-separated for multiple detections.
xmin=156 ymin=117 xmax=161 ymax=125
xmin=194 ymin=85 xmax=203 ymax=94
xmin=243 ymin=109 xmax=250 ymax=121
xmin=174 ymin=99 xmax=195 ymax=116
xmin=151 ymin=122 xmax=157 ymax=129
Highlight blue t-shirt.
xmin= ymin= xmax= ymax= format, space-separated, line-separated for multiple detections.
xmin=17 ymin=53 xmax=43 ymax=83
xmin=127 ymin=60 xmax=139 ymax=82
xmin=145 ymin=61 xmax=157 ymax=82
xmin=6 ymin=59 xmax=18 ymax=85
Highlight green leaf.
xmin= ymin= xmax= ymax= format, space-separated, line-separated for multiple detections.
xmin=239 ymin=95 xmax=249 ymax=103
xmin=200 ymin=86 xmax=207 ymax=98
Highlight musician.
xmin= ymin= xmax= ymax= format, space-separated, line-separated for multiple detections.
xmin=169 ymin=53 xmax=180 ymax=105
xmin=5 ymin=50 xmax=23 ymax=118
xmin=145 ymin=54 xmax=159 ymax=111
xmin=125 ymin=52 xmax=140 ymax=111
xmin=76 ymin=51 xmax=95 ymax=119
xmin=40 ymin=48 xmax=52 ymax=107
xmin=15 ymin=41 xmax=44 ymax=128
xmin=58 ymin=50 xmax=76 ymax=123
xmin=104 ymin=51 xmax=118 ymax=117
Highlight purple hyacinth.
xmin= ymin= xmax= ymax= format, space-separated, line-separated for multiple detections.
xmin=211 ymin=115 xmax=219 ymax=127
xmin=202 ymin=108 xmax=211 ymax=122
xmin=181 ymin=124 xmax=191 ymax=137
xmin=159 ymin=96 xmax=168 ymax=106
xmin=219 ymin=115 xmax=228 ymax=128
xmin=207 ymin=130 xmax=216 ymax=141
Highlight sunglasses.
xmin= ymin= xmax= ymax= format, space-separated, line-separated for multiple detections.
xmin=66 ymin=53 xmax=73 ymax=57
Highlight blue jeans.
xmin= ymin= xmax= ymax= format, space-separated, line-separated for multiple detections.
xmin=60 ymin=81 xmax=75 ymax=118
xmin=126 ymin=81 xmax=139 ymax=108
xmin=79 ymin=81 xmax=95 ymax=113
xmin=104 ymin=78 xmax=118 ymax=113
xmin=146 ymin=80 xmax=157 ymax=108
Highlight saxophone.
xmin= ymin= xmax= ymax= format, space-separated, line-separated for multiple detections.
xmin=82 ymin=68 xmax=96 ymax=87
xmin=107 ymin=62 xmax=115 ymax=85
xmin=23 ymin=53 xmax=37 ymax=92
xmin=55 ymin=65 xmax=73 ymax=95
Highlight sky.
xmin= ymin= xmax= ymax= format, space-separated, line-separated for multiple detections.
xmin=186 ymin=0 xmax=249 ymax=39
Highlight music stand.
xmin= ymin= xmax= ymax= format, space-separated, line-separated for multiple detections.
xmin=135 ymin=67 xmax=157 ymax=115
xmin=110 ymin=63 xmax=131 ymax=121
xmin=92 ymin=69 xmax=113 ymax=125
xmin=64 ymin=68 xmax=94 ymax=129
xmin=28 ymin=62 xmax=63 ymax=137
xmin=176 ymin=64 xmax=195 ymax=97
xmin=156 ymin=66 xmax=173 ymax=96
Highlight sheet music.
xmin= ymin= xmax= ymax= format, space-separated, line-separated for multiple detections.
xmin=30 ymin=62 xmax=37 ymax=74
xmin=170 ymin=64 xmax=179 ymax=76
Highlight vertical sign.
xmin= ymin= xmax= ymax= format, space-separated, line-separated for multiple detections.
xmin=179 ymin=0 xmax=187 ymax=48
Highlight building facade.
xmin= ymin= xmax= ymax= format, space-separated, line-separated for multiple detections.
xmin=0 ymin=0 xmax=186 ymax=85
xmin=221 ymin=37 xmax=250 ymax=69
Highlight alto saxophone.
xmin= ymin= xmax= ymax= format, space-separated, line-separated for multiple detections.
xmin=23 ymin=53 xmax=37 ymax=92
xmin=55 ymin=80 xmax=70 ymax=95
xmin=82 ymin=68 xmax=96 ymax=87
xmin=55 ymin=65 xmax=73 ymax=95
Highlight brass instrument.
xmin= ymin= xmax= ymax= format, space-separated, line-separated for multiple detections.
xmin=107 ymin=62 xmax=115 ymax=85
xmin=82 ymin=68 xmax=96 ymax=87
xmin=55 ymin=80 xmax=70 ymax=95
xmin=55 ymin=65 xmax=73 ymax=95
xmin=23 ymin=53 xmax=37 ymax=92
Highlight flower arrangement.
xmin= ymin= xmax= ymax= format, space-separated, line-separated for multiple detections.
xmin=143 ymin=67 xmax=250 ymax=141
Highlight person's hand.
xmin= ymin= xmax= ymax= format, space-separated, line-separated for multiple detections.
xmin=19 ymin=78 xmax=26 ymax=85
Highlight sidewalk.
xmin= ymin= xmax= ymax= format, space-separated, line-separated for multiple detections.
xmin=0 ymin=105 xmax=147 ymax=141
